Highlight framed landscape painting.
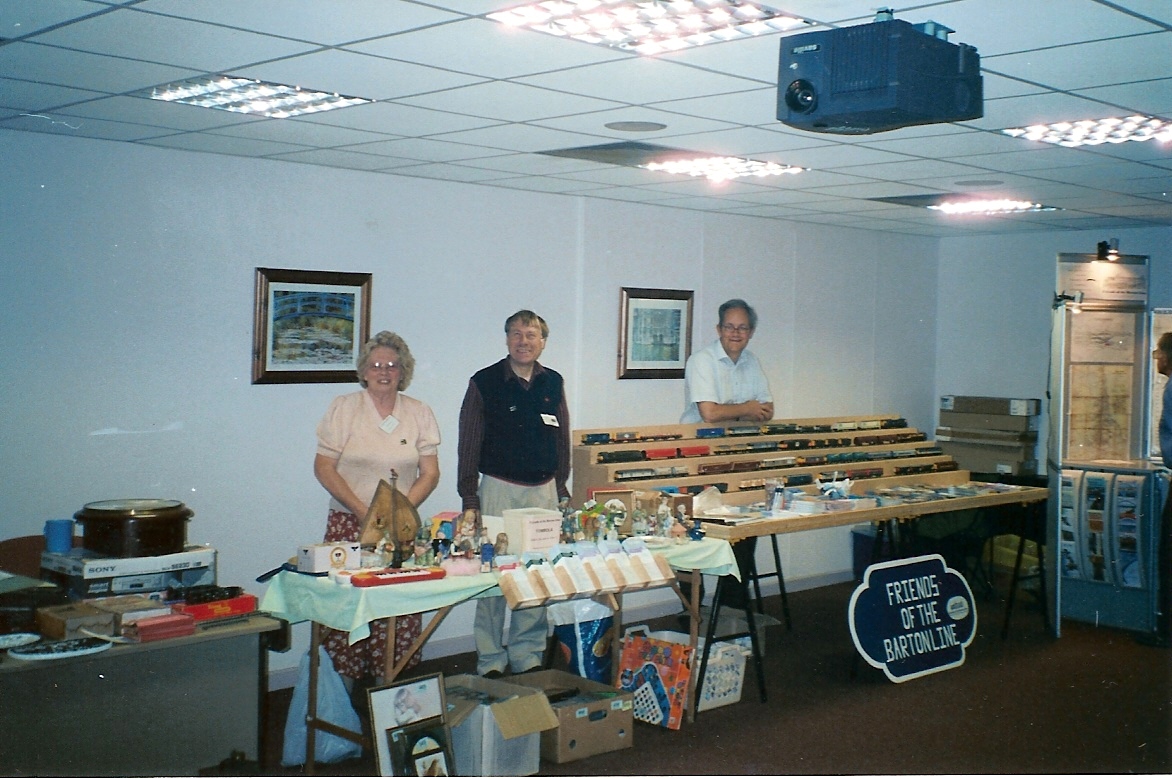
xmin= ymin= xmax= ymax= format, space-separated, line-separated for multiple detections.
xmin=252 ymin=267 xmax=371 ymax=384
xmin=618 ymin=287 xmax=693 ymax=379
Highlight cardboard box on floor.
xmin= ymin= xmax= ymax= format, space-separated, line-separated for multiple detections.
xmin=512 ymin=669 xmax=635 ymax=764
xmin=444 ymin=674 xmax=558 ymax=777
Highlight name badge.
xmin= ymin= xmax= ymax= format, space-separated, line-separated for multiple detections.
xmin=540 ymin=413 xmax=559 ymax=427
xmin=380 ymin=414 xmax=400 ymax=435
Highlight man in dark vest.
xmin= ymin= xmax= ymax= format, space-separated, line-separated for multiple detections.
xmin=457 ymin=309 xmax=571 ymax=676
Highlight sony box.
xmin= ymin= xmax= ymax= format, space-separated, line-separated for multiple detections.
xmin=40 ymin=545 xmax=216 ymax=599
xmin=444 ymin=674 xmax=558 ymax=777
xmin=511 ymin=669 xmax=634 ymax=764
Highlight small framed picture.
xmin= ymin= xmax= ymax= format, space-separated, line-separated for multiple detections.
xmin=251 ymin=267 xmax=372 ymax=384
xmin=387 ymin=720 xmax=454 ymax=777
xmin=369 ymin=673 xmax=449 ymax=776
xmin=618 ymin=287 xmax=693 ymax=379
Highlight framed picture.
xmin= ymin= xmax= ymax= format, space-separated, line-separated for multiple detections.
xmin=618 ymin=287 xmax=693 ymax=379
xmin=387 ymin=720 xmax=454 ymax=777
xmin=369 ymin=673 xmax=449 ymax=776
xmin=251 ymin=267 xmax=371 ymax=384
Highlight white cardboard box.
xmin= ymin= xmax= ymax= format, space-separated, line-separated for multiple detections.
xmin=297 ymin=541 xmax=360 ymax=573
xmin=444 ymin=674 xmax=558 ymax=777
xmin=40 ymin=545 xmax=217 ymax=598
xmin=501 ymin=508 xmax=561 ymax=553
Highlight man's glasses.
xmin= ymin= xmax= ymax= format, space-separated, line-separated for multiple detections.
xmin=721 ymin=324 xmax=752 ymax=334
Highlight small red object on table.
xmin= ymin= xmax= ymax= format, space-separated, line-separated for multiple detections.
xmin=350 ymin=567 xmax=447 ymax=587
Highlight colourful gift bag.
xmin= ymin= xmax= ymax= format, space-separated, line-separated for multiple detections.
xmin=617 ymin=626 xmax=693 ymax=730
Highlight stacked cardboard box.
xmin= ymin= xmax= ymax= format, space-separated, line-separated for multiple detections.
xmin=936 ymin=395 xmax=1041 ymax=475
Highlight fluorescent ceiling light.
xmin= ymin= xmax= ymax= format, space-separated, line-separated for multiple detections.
xmin=869 ymin=193 xmax=1062 ymax=215
xmin=640 ymin=156 xmax=803 ymax=182
xmin=1002 ymin=115 xmax=1172 ymax=147
xmin=146 ymin=76 xmax=371 ymax=118
xmin=488 ymin=0 xmax=810 ymax=55
xmin=927 ymin=199 xmax=1058 ymax=215
xmin=538 ymin=141 xmax=803 ymax=182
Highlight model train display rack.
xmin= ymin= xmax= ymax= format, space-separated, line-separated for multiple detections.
xmin=360 ymin=469 xmax=422 ymax=567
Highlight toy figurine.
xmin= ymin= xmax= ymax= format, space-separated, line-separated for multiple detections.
xmin=494 ymin=532 xmax=509 ymax=557
xmin=656 ymin=496 xmax=672 ymax=537
xmin=670 ymin=518 xmax=688 ymax=543
xmin=631 ymin=509 xmax=649 ymax=537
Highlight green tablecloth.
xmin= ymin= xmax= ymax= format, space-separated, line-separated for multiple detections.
xmin=260 ymin=536 xmax=737 ymax=644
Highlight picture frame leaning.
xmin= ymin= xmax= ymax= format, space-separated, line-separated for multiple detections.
xmin=368 ymin=673 xmax=452 ymax=776
xmin=618 ymin=286 xmax=694 ymax=379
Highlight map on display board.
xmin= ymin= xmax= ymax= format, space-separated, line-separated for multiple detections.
xmin=1066 ymin=308 xmax=1141 ymax=462
xmin=1068 ymin=364 xmax=1133 ymax=462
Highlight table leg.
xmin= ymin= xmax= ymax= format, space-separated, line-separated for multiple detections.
xmin=609 ymin=592 xmax=624 ymax=684
xmin=667 ymin=569 xmax=702 ymax=724
xmin=305 ymin=623 xmax=320 ymax=775
xmin=384 ymin=606 xmax=457 ymax=683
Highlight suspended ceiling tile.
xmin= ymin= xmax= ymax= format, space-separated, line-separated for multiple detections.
xmin=518 ymin=57 xmax=766 ymax=105
xmin=651 ymin=88 xmax=787 ymax=128
xmin=0 ymin=0 xmax=108 ymax=37
xmin=0 ymin=41 xmax=198 ymax=93
xmin=56 ymin=94 xmax=267 ymax=131
xmin=347 ymin=18 xmax=630 ymax=80
xmin=0 ymin=78 xmax=106 ymax=112
xmin=140 ymin=131 xmax=312 ymax=157
xmin=268 ymin=147 xmax=413 ymax=170
xmin=660 ymin=32 xmax=790 ymax=83
xmin=386 ymin=162 xmax=515 ymax=183
xmin=135 ymin=0 xmax=462 ymax=46
xmin=340 ymin=136 xmax=503 ymax=163
xmin=967 ymin=91 xmax=1126 ymax=131
xmin=31 ymin=8 xmax=318 ymax=71
xmin=241 ymin=49 xmax=485 ymax=102
xmin=457 ymin=152 xmax=606 ymax=176
xmin=397 ymin=80 xmax=624 ymax=123
xmin=0 ymin=112 xmax=172 ymax=141
xmin=206 ymin=117 xmax=396 ymax=147
xmin=987 ymin=32 xmax=1172 ymax=92
xmin=430 ymin=122 xmax=618 ymax=154
xmin=932 ymin=0 xmax=1163 ymax=56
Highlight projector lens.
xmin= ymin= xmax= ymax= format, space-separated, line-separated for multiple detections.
xmin=785 ymin=80 xmax=817 ymax=114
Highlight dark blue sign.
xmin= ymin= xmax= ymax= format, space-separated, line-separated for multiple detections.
xmin=849 ymin=554 xmax=976 ymax=683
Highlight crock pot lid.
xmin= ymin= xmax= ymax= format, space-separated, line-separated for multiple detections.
xmin=81 ymin=498 xmax=185 ymax=514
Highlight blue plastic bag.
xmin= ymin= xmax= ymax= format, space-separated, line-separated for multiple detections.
xmin=548 ymin=599 xmax=614 ymax=682
xmin=281 ymin=646 xmax=363 ymax=766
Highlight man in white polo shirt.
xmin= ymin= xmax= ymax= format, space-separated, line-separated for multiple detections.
xmin=681 ymin=298 xmax=773 ymax=424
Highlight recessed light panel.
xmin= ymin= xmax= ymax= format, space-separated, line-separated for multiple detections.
xmin=146 ymin=76 xmax=371 ymax=118
xmin=641 ymin=156 xmax=802 ymax=182
xmin=870 ymin=193 xmax=1061 ymax=215
xmin=488 ymin=0 xmax=810 ymax=55
xmin=1003 ymin=115 xmax=1172 ymax=147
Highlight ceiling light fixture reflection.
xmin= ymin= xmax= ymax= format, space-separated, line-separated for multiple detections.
xmin=641 ymin=156 xmax=803 ymax=182
xmin=147 ymin=76 xmax=371 ymax=118
xmin=1002 ymin=115 xmax=1172 ymax=147
xmin=928 ymin=199 xmax=1058 ymax=215
xmin=488 ymin=0 xmax=810 ymax=55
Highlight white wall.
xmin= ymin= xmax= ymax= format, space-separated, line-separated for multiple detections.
xmin=3 ymin=129 xmax=943 ymax=681
xmin=934 ymin=226 xmax=1172 ymax=466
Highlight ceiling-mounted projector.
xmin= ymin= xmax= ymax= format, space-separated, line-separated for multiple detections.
xmin=777 ymin=14 xmax=982 ymax=134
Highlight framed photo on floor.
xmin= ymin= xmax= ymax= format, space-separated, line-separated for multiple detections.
xmin=618 ymin=286 xmax=693 ymax=379
xmin=251 ymin=267 xmax=371 ymax=384
xmin=369 ymin=673 xmax=451 ymax=776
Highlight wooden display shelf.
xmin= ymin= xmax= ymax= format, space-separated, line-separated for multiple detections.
xmin=571 ymin=413 xmax=957 ymax=507
xmin=701 ymin=471 xmax=1049 ymax=541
